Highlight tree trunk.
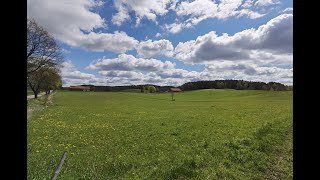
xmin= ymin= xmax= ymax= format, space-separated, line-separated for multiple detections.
xmin=34 ymin=93 xmax=38 ymax=99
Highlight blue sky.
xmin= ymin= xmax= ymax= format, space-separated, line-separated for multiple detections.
xmin=28 ymin=0 xmax=293 ymax=86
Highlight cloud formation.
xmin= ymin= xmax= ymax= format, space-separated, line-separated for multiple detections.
xmin=110 ymin=0 xmax=278 ymax=33
xmin=200 ymin=61 xmax=292 ymax=85
xmin=27 ymin=0 xmax=138 ymax=53
xmin=83 ymin=53 xmax=292 ymax=86
xmin=282 ymin=7 xmax=293 ymax=13
xmin=28 ymin=0 xmax=292 ymax=86
xmin=175 ymin=14 xmax=292 ymax=64
xmin=165 ymin=0 xmax=275 ymax=33
xmin=112 ymin=0 xmax=175 ymax=25
xmin=85 ymin=54 xmax=202 ymax=85
xmin=86 ymin=54 xmax=175 ymax=71
xmin=61 ymin=55 xmax=292 ymax=87
xmin=254 ymin=0 xmax=280 ymax=7
xmin=60 ymin=60 xmax=97 ymax=86
xmin=136 ymin=39 xmax=174 ymax=58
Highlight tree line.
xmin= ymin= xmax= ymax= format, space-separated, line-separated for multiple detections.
xmin=67 ymin=85 xmax=174 ymax=93
xmin=27 ymin=18 xmax=63 ymax=98
xmin=179 ymin=80 xmax=292 ymax=91
xmin=64 ymin=80 xmax=292 ymax=93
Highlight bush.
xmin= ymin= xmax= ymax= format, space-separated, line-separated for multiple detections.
xmin=148 ymin=86 xmax=156 ymax=93
xmin=142 ymin=85 xmax=157 ymax=93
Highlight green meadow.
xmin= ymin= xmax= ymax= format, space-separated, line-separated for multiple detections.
xmin=27 ymin=89 xmax=293 ymax=179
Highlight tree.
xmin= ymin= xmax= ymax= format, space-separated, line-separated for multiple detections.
xmin=179 ymin=80 xmax=289 ymax=91
xmin=27 ymin=67 xmax=61 ymax=98
xmin=148 ymin=86 xmax=156 ymax=93
xmin=142 ymin=86 xmax=148 ymax=93
xmin=27 ymin=68 xmax=47 ymax=99
xmin=27 ymin=18 xmax=63 ymax=98
xmin=27 ymin=18 xmax=63 ymax=75
xmin=236 ymin=80 xmax=243 ymax=90
xmin=217 ymin=82 xmax=225 ymax=89
xmin=40 ymin=68 xmax=62 ymax=95
xmin=142 ymin=85 xmax=156 ymax=93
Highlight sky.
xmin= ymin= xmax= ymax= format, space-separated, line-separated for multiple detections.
xmin=27 ymin=0 xmax=293 ymax=87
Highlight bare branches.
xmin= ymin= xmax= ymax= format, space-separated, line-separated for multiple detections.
xmin=27 ymin=18 xmax=63 ymax=75
xmin=27 ymin=18 xmax=63 ymax=98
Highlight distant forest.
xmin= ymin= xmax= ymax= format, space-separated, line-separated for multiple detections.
xmin=62 ymin=80 xmax=293 ymax=92
xmin=180 ymin=80 xmax=292 ymax=91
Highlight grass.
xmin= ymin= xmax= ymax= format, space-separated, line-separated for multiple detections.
xmin=27 ymin=92 xmax=55 ymax=119
xmin=27 ymin=91 xmax=34 ymax=96
xmin=27 ymin=89 xmax=293 ymax=179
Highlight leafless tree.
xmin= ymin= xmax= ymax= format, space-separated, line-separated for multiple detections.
xmin=27 ymin=18 xmax=63 ymax=75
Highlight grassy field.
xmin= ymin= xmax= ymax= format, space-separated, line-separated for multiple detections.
xmin=27 ymin=89 xmax=293 ymax=179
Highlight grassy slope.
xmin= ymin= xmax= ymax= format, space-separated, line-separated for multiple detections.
xmin=27 ymin=89 xmax=293 ymax=179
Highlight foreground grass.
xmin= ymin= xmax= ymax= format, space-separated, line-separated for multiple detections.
xmin=27 ymin=89 xmax=292 ymax=179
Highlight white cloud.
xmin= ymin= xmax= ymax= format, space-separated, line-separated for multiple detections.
xmin=155 ymin=33 xmax=162 ymax=38
xmin=201 ymin=61 xmax=292 ymax=85
xmin=165 ymin=23 xmax=184 ymax=34
xmin=136 ymin=39 xmax=174 ymax=58
xmin=112 ymin=5 xmax=131 ymax=26
xmin=215 ymin=0 xmax=245 ymax=19
xmin=29 ymin=0 xmax=292 ymax=86
xmin=62 ymin=54 xmax=292 ymax=87
xmin=241 ymin=0 xmax=254 ymax=8
xmin=175 ymin=14 xmax=292 ymax=64
xmin=99 ymin=70 xmax=144 ymax=79
xmin=63 ymin=71 xmax=96 ymax=80
xmin=112 ymin=0 xmax=175 ymax=26
xmin=175 ymin=0 xmax=218 ymax=18
xmin=204 ymin=62 xmax=292 ymax=77
xmin=61 ymin=60 xmax=96 ymax=86
xmin=282 ymin=7 xmax=293 ymax=13
xmin=76 ymin=31 xmax=138 ymax=53
xmin=86 ymin=54 xmax=175 ymax=71
xmin=61 ymin=61 xmax=76 ymax=71
xmin=27 ymin=0 xmax=138 ymax=53
xmin=85 ymin=54 xmax=202 ymax=86
xmin=236 ymin=9 xmax=266 ymax=19
xmin=170 ymin=13 xmax=293 ymax=85
xmin=255 ymin=0 xmax=280 ymax=7
xmin=166 ymin=0 xmax=269 ymax=34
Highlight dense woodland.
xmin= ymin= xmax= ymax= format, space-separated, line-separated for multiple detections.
xmin=180 ymin=80 xmax=292 ymax=91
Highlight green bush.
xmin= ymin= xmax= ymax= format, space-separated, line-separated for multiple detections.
xmin=142 ymin=85 xmax=156 ymax=93
xmin=148 ymin=86 xmax=156 ymax=93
